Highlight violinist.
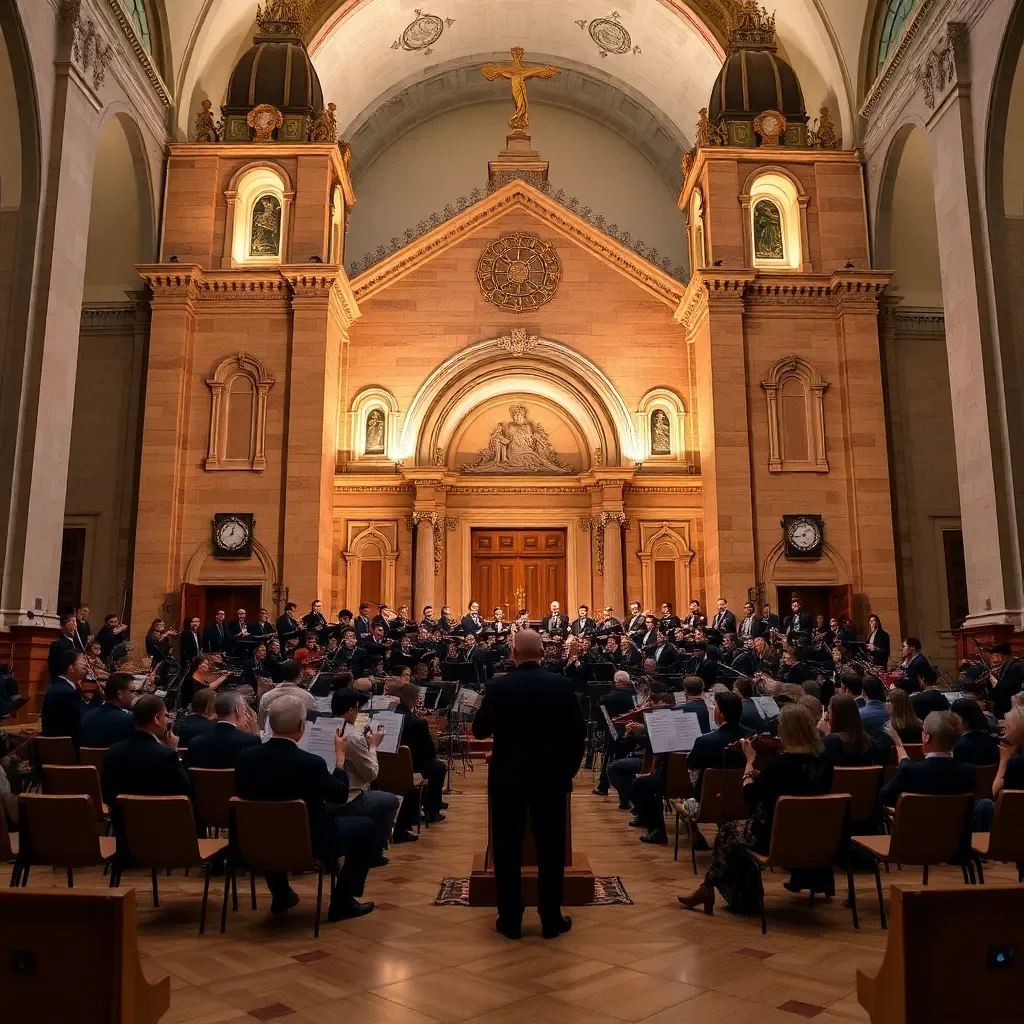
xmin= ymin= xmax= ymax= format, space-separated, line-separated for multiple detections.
xmin=275 ymin=602 xmax=302 ymax=646
xmin=983 ymin=642 xmax=1024 ymax=718
xmin=95 ymin=613 xmax=129 ymax=663
xmin=419 ymin=605 xmax=438 ymax=631
xmin=624 ymin=601 xmax=645 ymax=640
xmin=682 ymin=599 xmax=706 ymax=634
xmin=659 ymin=602 xmax=681 ymax=634
xmin=593 ymin=670 xmax=640 ymax=801
xmin=595 ymin=607 xmax=623 ymax=641
xmin=48 ymin=613 xmax=86 ymax=680
xmin=146 ymin=618 xmax=177 ymax=664
xmin=686 ymin=691 xmax=749 ymax=791
xmin=180 ymin=654 xmax=229 ymax=708
xmin=41 ymin=649 xmax=89 ymax=748
xmin=303 ymin=599 xmax=330 ymax=636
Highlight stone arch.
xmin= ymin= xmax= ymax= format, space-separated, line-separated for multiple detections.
xmin=348 ymin=386 xmax=399 ymax=462
xmin=183 ymin=536 xmax=278 ymax=611
xmin=225 ymin=162 xmax=295 ymax=267
xmin=637 ymin=523 xmax=694 ymax=613
xmin=343 ymin=523 xmax=398 ymax=610
xmin=760 ymin=355 xmax=829 ymax=473
xmin=761 ymin=539 xmax=850 ymax=590
xmin=399 ymin=336 xmax=640 ymax=467
xmin=740 ymin=165 xmax=809 ymax=272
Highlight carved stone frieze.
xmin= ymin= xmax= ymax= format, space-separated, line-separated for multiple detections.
xmin=60 ymin=0 xmax=114 ymax=90
xmin=916 ymin=22 xmax=968 ymax=110
xmin=495 ymin=327 xmax=541 ymax=355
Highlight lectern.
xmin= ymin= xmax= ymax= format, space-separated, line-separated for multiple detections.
xmin=468 ymin=793 xmax=596 ymax=906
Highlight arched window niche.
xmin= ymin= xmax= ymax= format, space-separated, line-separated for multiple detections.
xmin=636 ymin=389 xmax=688 ymax=465
xmin=761 ymin=355 xmax=829 ymax=473
xmin=689 ymin=187 xmax=708 ymax=271
xmin=226 ymin=164 xmax=293 ymax=268
xmin=348 ymin=387 xmax=400 ymax=463
xmin=742 ymin=170 xmax=807 ymax=271
xmin=206 ymin=353 xmax=275 ymax=470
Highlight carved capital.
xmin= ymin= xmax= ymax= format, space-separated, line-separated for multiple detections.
xmin=61 ymin=0 xmax=114 ymax=90
xmin=916 ymin=22 xmax=968 ymax=111
xmin=137 ymin=265 xmax=205 ymax=304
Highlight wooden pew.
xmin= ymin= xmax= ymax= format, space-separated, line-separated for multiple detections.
xmin=0 ymin=888 xmax=170 ymax=1023
xmin=857 ymin=883 xmax=1024 ymax=1024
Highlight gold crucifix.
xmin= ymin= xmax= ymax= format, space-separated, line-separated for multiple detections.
xmin=481 ymin=47 xmax=558 ymax=134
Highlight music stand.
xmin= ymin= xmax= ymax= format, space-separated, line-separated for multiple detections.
xmin=590 ymin=663 xmax=616 ymax=682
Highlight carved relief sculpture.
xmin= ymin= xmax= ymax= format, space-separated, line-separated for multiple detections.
xmin=481 ymin=47 xmax=558 ymax=134
xmin=753 ymin=199 xmax=784 ymax=260
xmin=477 ymin=233 xmax=561 ymax=314
xmin=193 ymin=99 xmax=220 ymax=143
xmin=250 ymin=195 xmax=283 ymax=257
xmin=651 ymin=409 xmax=672 ymax=455
xmin=365 ymin=409 xmax=386 ymax=454
xmin=308 ymin=102 xmax=338 ymax=143
xmin=462 ymin=405 xmax=574 ymax=475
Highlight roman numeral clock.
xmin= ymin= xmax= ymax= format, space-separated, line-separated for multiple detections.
xmin=213 ymin=513 xmax=255 ymax=558
xmin=782 ymin=514 xmax=823 ymax=558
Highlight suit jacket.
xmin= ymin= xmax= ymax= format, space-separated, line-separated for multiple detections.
xmin=710 ymin=609 xmax=737 ymax=634
xmin=102 ymin=730 xmax=190 ymax=809
xmin=95 ymin=624 xmax=128 ymax=661
xmin=226 ymin=621 xmax=252 ymax=654
xmin=569 ymin=617 xmax=597 ymax=637
xmin=737 ymin=615 xmax=764 ymax=640
xmin=952 ymin=730 xmax=1000 ymax=766
xmin=624 ymin=613 xmax=646 ymax=638
xmin=659 ymin=614 xmax=681 ymax=633
xmin=640 ymin=628 xmax=660 ymax=651
xmin=235 ymin=737 xmax=352 ymax=854
xmin=867 ymin=628 xmax=891 ymax=668
xmin=174 ymin=713 xmax=216 ymax=748
xmin=76 ymin=619 xmax=91 ymax=649
xmin=679 ymin=697 xmax=711 ymax=733
xmin=686 ymin=722 xmax=750 ymax=793
xmin=599 ymin=688 xmax=637 ymax=721
xmin=896 ymin=653 xmax=933 ymax=694
xmin=79 ymin=703 xmax=135 ymax=748
xmin=618 ymin=647 xmax=643 ymax=670
xmin=859 ymin=699 xmax=890 ymax=736
xmin=911 ymin=687 xmax=950 ymax=719
xmin=179 ymin=629 xmax=201 ymax=665
xmin=992 ymin=659 xmax=1024 ymax=718
xmin=761 ymin=613 xmax=782 ymax=633
xmin=276 ymin=614 xmax=301 ymax=645
xmin=250 ymin=620 xmax=275 ymax=638
xmin=682 ymin=612 xmax=707 ymax=632
xmin=540 ymin=614 xmax=568 ymax=636
xmin=472 ymin=661 xmax=585 ymax=794
xmin=47 ymin=635 xmax=81 ymax=679
xmin=461 ymin=614 xmax=484 ymax=636
xmin=41 ymin=677 xmax=86 ymax=747
xmin=184 ymin=721 xmax=261 ymax=769
xmin=878 ymin=755 xmax=976 ymax=808
xmin=653 ymin=643 xmax=678 ymax=670
xmin=351 ymin=615 xmax=371 ymax=638
xmin=203 ymin=622 xmax=228 ymax=654
xmin=395 ymin=704 xmax=437 ymax=773
xmin=784 ymin=612 xmax=814 ymax=637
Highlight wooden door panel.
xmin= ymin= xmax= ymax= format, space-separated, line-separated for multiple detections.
xmin=471 ymin=529 xmax=567 ymax=621
xmin=654 ymin=560 xmax=676 ymax=611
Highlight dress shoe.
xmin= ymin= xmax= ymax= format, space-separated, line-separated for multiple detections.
xmin=677 ymin=885 xmax=715 ymax=916
xmin=327 ymin=899 xmax=375 ymax=922
xmin=618 ymin=801 xmax=632 ymax=811
xmin=439 ymin=801 xmax=449 ymax=810
xmin=592 ymin=786 xmax=609 ymax=796
xmin=270 ymin=889 xmax=300 ymax=914
xmin=427 ymin=811 xmax=446 ymax=824
xmin=370 ymin=854 xmax=389 ymax=868
xmin=541 ymin=914 xmax=572 ymax=939
xmin=495 ymin=917 xmax=522 ymax=939
xmin=640 ymin=830 xmax=668 ymax=845
xmin=391 ymin=830 xmax=419 ymax=844
xmin=628 ymin=816 xmax=645 ymax=828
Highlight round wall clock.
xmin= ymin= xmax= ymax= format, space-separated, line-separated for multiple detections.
xmin=213 ymin=514 xmax=253 ymax=557
xmin=783 ymin=515 xmax=823 ymax=558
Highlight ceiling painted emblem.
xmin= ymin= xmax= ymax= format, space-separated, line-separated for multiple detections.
xmin=575 ymin=11 xmax=641 ymax=58
xmin=392 ymin=9 xmax=455 ymax=56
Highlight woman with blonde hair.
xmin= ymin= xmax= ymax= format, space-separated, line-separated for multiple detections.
xmin=887 ymin=687 xmax=923 ymax=744
xmin=677 ymin=704 xmax=833 ymax=915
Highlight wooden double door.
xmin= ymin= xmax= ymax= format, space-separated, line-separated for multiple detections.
xmin=471 ymin=529 xmax=567 ymax=620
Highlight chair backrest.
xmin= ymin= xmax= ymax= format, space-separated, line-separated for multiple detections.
xmin=988 ymin=789 xmax=1024 ymax=864
xmin=0 ymin=809 xmax=13 ymax=861
xmin=973 ymin=764 xmax=998 ymax=801
xmin=117 ymin=796 xmax=202 ymax=869
xmin=375 ymin=747 xmax=415 ymax=794
xmin=229 ymin=797 xmax=315 ymax=873
xmin=764 ymin=794 xmax=851 ymax=868
xmin=698 ymin=768 xmax=748 ymax=824
xmin=902 ymin=743 xmax=925 ymax=761
xmin=43 ymin=765 xmax=105 ymax=816
xmin=33 ymin=735 xmax=77 ymax=767
xmin=18 ymin=794 xmax=105 ymax=867
xmin=889 ymin=793 xmax=972 ymax=865
xmin=78 ymin=747 xmax=108 ymax=775
xmin=188 ymin=768 xmax=235 ymax=829
xmin=832 ymin=765 xmax=883 ymax=821
xmin=664 ymin=752 xmax=693 ymax=801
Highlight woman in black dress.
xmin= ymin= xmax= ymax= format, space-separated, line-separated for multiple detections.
xmin=677 ymin=704 xmax=834 ymax=915
xmin=822 ymin=694 xmax=892 ymax=766
xmin=866 ymin=614 xmax=891 ymax=669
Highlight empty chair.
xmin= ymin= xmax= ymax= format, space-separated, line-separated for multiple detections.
xmin=15 ymin=794 xmax=116 ymax=887
xmin=227 ymin=797 xmax=332 ymax=937
xmin=116 ymin=795 xmax=227 ymax=934
xmin=852 ymin=792 xmax=973 ymax=928
xmin=376 ymin=747 xmax=428 ymax=832
xmin=972 ymin=789 xmax=1024 ymax=883
xmin=42 ymin=765 xmax=109 ymax=823
xmin=31 ymin=736 xmax=76 ymax=786
xmin=78 ymin=747 xmax=109 ymax=776
xmin=832 ymin=765 xmax=883 ymax=824
xmin=742 ymin=793 xmax=855 ymax=934
xmin=188 ymin=768 xmax=235 ymax=836
xmin=673 ymin=768 xmax=747 ymax=871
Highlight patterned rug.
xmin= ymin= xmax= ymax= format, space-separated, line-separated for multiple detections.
xmin=433 ymin=876 xmax=632 ymax=907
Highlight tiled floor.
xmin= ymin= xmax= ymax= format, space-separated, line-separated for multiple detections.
xmin=21 ymin=763 xmax=1019 ymax=1022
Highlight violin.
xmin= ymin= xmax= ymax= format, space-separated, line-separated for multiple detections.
xmin=728 ymin=732 xmax=783 ymax=757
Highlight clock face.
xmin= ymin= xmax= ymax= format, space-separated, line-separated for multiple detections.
xmin=787 ymin=518 xmax=821 ymax=553
xmin=216 ymin=517 xmax=249 ymax=552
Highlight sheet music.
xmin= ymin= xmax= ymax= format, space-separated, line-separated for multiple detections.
xmin=601 ymin=705 xmax=618 ymax=740
xmin=314 ymin=696 xmax=333 ymax=715
xmin=673 ymin=692 xmax=687 ymax=706
xmin=303 ymin=717 xmax=338 ymax=773
xmin=643 ymin=709 xmax=703 ymax=753
xmin=456 ymin=687 xmax=482 ymax=712
xmin=369 ymin=695 xmax=398 ymax=711
xmin=370 ymin=710 xmax=405 ymax=755
xmin=753 ymin=695 xmax=780 ymax=720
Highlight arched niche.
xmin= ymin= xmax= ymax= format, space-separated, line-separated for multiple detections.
xmin=347 ymin=386 xmax=399 ymax=463
xmin=740 ymin=166 xmax=809 ymax=272
xmin=636 ymin=388 xmax=687 ymax=464
xmin=688 ymin=186 xmax=708 ymax=272
xmin=760 ymin=355 xmax=829 ymax=473
xmin=401 ymin=336 xmax=639 ymax=468
xmin=761 ymin=539 xmax=851 ymax=609
xmin=224 ymin=161 xmax=295 ymax=268
xmin=636 ymin=522 xmax=694 ymax=614
xmin=183 ymin=537 xmax=277 ymax=611
xmin=205 ymin=352 xmax=275 ymax=470
xmin=342 ymin=522 xmax=398 ymax=611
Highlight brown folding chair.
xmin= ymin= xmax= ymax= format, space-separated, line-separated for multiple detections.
xmin=1 ymin=810 xmax=19 ymax=886
xmin=227 ymin=797 xmax=331 ymax=937
xmin=78 ymin=746 xmax=109 ymax=776
xmin=15 ymin=793 xmax=116 ymax=887
xmin=116 ymin=795 xmax=227 ymax=934
xmin=30 ymin=736 xmax=76 ymax=788
xmin=188 ymin=768 xmax=235 ymax=835
xmin=852 ymin=792 xmax=973 ymax=928
xmin=673 ymin=767 xmax=747 ymax=871
xmin=377 ymin=746 xmax=428 ymax=832
xmin=743 ymin=793 xmax=855 ymax=934
xmin=832 ymin=766 xmax=883 ymax=824
xmin=901 ymin=744 xmax=925 ymax=761
xmin=972 ymin=789 xmax=1024 ymax=883
xmin=972 ymin=764 xmax=998 ymax=802
xmin=42 ymin=765 xmax=109 ymax=824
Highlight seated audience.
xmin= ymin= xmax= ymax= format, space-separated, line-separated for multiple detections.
xmin=678 ymin=676 xmax=711 ymax=732
xmin=329 ymin=688 xmax=399 ymax=863
xmin=184 ymin=691 xmax=261 ymax=769
xmin=880 ymin=710 xmax=976 ymax=807
xmin=179 ymin=654 xmax=227 ymax=708
xmin=950 ymin=698 xmax=1000 ymax=765
xmin=678 ymin=704 xmax=833 ymax=914
xmin=822 ymin=694 xmax=890 ymax=766
xmin=41 ymin=649 xmax=89 ymax=747
xmin=886 ymin=687 xmax=923 ymax=744
xmin=858 ymin=676 xmax=890 ymax=736
xmin=975 ymin=707 xmax=1024 ymax=829
xmin=393 ymin=682 xmax=448 ymax=837
xmin=234 ymin=694 xmax=375 ymax=921
xmin=258 ymin=658 xmax=318 ymax=727
xmin=174 ymin=688 xmax=218 ymax=747
xmin=838 ymin=671 xmax=865 ymax=706
xmin=79 ymin=673 xmax=136 ymax=748
xmin=910 ymin=674 xmax=951 ymax=719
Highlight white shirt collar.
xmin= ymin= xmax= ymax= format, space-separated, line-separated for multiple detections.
xmin=925 ymin=751 xmax=952 ymax=759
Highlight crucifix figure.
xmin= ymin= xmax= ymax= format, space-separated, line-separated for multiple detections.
xmin=481 ymin=46 xmax=558 ymax=134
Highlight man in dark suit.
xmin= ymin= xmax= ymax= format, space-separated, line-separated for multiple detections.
xmin=472 ymin=630 xmax=586 ymax=939
xmin=639 ymin=614 xmax=660 ymax=652
xmin=203 ymin=609 xmax=228 ymax=655
xmin=102 ymin=695 xmax=191 ymax=810
xmin=461 ymin=601 xmax=484 ymax=636
xmin=783 ymin=598 xmax=813 ymax=640
xmin=710 ymin=598 xmax=737 ymax=635
xmin=226 ymin=608 xmax=252 ymax=656
xmin=761 ymin=604 xmax=782 ymax=633
xmin=736 ymin=602 xmax=764 ymax=642
xmin=75 ymin=605 xmax=92 ymax=649
xmin=624 ymin=601 xmax=645 ymax=641
xmin=41 ymin=649 xmax=89 ymax=747
xmin=880 ymin=710 xmax=975 ymax=808
xmin=617 ymin=635 xmax=643 ymax=671
xmin=250 ymin=608 xmax=275 ymax=639
xmin=276 ymin=602 xmax=302 ymax=646
xmin=652 ymin=634 xmax=679 ymax=672
xmin=173 ymin=689 xmax=218 ymax=747
xmin=985 ymin=643 xmax=1024 ymax=718
xmin=235 ymin=693 xmax=375 ymax=921
xmin=677 ymin=676 xmax=711 ymax=733
xmin=184 ymin=690 xmax=261 ymax=769
xmin=592 ymin=670 xmax=639 ymax=798
xmin=95 ymin=614 xmax=129 ymax=663
xmin=682 ymin=599 xmax=707 ymax=633
xmin=79 ymin=673 xmax=136 ymax=748
xmin=569 ymin=606 xmax=597 ymax=638
xmin=540 ymin=601 xmax=568 ymax=638
xmin=178 ymin=616 xmax=202 ymax=665
xmin=48 ymin=614 xmax=85 ymax=680
xmin=686 ymin=691 xmax=750 ymax=797
xmin=350 ymin=603 xmax=371 ymax=639
xmin=659 ymin=603 xmax=681 ymax=634
xmin=393 ymin=683 xmax=448 ymax=839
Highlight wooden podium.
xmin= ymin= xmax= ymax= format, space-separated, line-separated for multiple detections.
xmin=468 ymin=794 xmax=596 ymax=906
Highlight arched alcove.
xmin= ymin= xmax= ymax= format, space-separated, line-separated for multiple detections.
xmin=184 ymin=537 xmax=278 ymax=612
xmin=342 ymin=523 xmax=398 ymax=610
xmin=637 ymin=523 xmax=694 ymax=613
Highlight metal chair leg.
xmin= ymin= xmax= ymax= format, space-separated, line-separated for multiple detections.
xmin=847 ymin=868 xmax=859 ymax=929
xmin=873 ymin=861 xmax=887 ymax=929
xmin=20 ymin=864 xmax=29 ymax=886
xmin=757 ymin=869 xmax=768 ymax=935
xmin=199 ymin=861 xmax=212 ymax=935
xmin=250 ymin=870 xmax=257 ymax=909
xmin=152 ymin=868 xmax=160 ymax=907
xmin=314 ymin=867 xmax=324 ymax=939
xmin=219 ymin=867 xmax=232 ymax=934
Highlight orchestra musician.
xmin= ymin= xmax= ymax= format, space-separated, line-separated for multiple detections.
xmin=618 ymin=634 xmax=643 ymax=671
xmin=783 ymin=597 xmax=813 ymax=640
xmin=303 ymin=599 xmax=329 ymax=635
xmin=490 ymin=607 xmax=512 ymax=647
xmin=640 ymin=614 xmax=660 ymax=652
xmin=275 ymin=602 xmax=302 ymax=646
xmin=652 ymin=631 xmax=678 ymax=672
xmin=569 ymin=605 xmax=597 ymax=638
xmin=710 ymin=598 xmax=737 ymax=634
xmin=865 ymin=613 xmax=890 ymax=668
xmin=251 ymin=607 xmax=276 ymax=639
xmin=438 ymin=606 xmax=459 ymax=635
xmin=145 ymin=618 xmax=177 ymax=664
xmin=737 ymin=601 xmax=764 ymax=642
xmin=203 ymin=609 xmax=229 ymax=655
xmin=540 ymin=601 xmax=568 ymax=638
xmin=359 ymin=623 xmax=392 ymax=660
xmin=595 ymin=607 xmax=623 ymax=641
xmin=420 ymin=605 xmax=437 ymax=630
xmin=659 ymin=602 xmax=681 ymax=634
xmin=983 ymin=642 xmax=1024 ymax=718
xmin=351 ymin=603 xmax=371 ymax=638
xmin=893 ymin=636 xmax=933 ymax=694
xmin=75 ymin=605 xmax=92 ymax=649
xmin=227 ymin=607 xmax=251 ymax=655
xmin=624 ymin=601 xmax=645 ymax=639
xmin=682 ymin=599 xmax=707 ymax=633
xmin=461 ymin=601 xmax=485 ymax=636
xmin=761 ymin=603 xmax=782 ymax=633
xmin=48 ymin=613 xmax=86 ymax=680
xmin=95 ymin=613 xmax=129 ymax=663
xmin=335 ymin=630 xmax=365 ymax=675
xmin=179 ymin=616 xmax=202 ymax=664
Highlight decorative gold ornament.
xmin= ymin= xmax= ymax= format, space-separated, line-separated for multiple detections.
xmin=256 ymin=0 xmax=308 ymax=38
xmin=725 ymin=1 xmax=776 ymax=50
xmin=808 ymin=105 xmax=840 ymax=149
xmin=753 ymin=109 xmax=787 ymax=147
xmin=308 ymin=101 xmax=338 ymax=142
xmin=695 ymin=107 xmax=727 ymax=149
xmin=193 ymin=99 xmax=220 ymax=143
xmin=481 ymin=47 xmax=558 ymax=134
xmin=477 ymin=232 xmax=561 ymax=314
xmin=248 ymin=103 xmax=284 ymax=141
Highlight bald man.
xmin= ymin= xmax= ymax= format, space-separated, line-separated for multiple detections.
xmin=472 ymin=629 xmax=586 ymax=940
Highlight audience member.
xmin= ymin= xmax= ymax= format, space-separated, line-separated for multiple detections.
xmin=880 ymin=711 xmax=975 ymax=806
xmin=886 ymin=687 xmax=923 ymax=743
xmin=184 ymin=691 xmax=261 ymax=769
xmin=858 ymin=676 xmax=890 ymax=736
xmin=79 ymin=673 xmax=136 ymax=748
xmin=258 ymin=658 xmax=317 ymax=727
xmin=950 ymin=698 xmax=999 ymax=765
xmin=910 ymin=674 xmax=951 ymax=719
xmin=174 ymin=688 xmax=217 ymax=747
xmin=821 ymin=694 xmax=888 ymax=767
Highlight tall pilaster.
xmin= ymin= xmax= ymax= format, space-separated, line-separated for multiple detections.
xmin=412 ymin=510 xmax=438 ymax=615
xmin=601 ymin=511 xmax=627 ymax=617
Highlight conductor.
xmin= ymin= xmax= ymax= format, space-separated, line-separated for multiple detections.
xmin=472 ymin=629 xmax=586 ymax=939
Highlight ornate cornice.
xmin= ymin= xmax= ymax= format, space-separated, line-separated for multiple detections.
xmin=101 ymin=0 xmax=171 ymax=107
xmin=625 ymin=485 xmax=703 ymax=494
xmin=203 ymin=274 xmax=291 ymax=299
xmin=80 ymin=300 xmax=149 ymax=330
xmin=891 ymin=306 xmax=946 ymax=334
xmin=60 ymin=0 xmax=114 ymax=90
xmin=137 ymin=265 xmax=205 ymax=303
xmin=351 ymin=181 xmax=687 ymax=310
xmin=674 ymin=272 xmax=755 ymax=328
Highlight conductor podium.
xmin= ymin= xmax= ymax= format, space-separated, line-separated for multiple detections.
xmin=468 ymin=793 xmax=596 ymax=906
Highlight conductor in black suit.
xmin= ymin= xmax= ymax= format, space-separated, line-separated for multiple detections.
xmin=472 ymin=630 xmax=586 ymax=940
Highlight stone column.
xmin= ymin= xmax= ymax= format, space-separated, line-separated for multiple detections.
xmin=412 ymin=511 xmax=437 ymax=615
xmin=0 ymin=9 xmax=109 ymax=624
xmin=601 ymin=512 xmax=626 ymax=617
xmin=922 ymin=23 xmax=1022 ymax=624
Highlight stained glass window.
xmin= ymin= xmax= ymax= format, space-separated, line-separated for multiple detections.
xmin=120 ymin=0 xmax=152 ymax=52
xmin=876 ymin=0 xmax=918 ymax=75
